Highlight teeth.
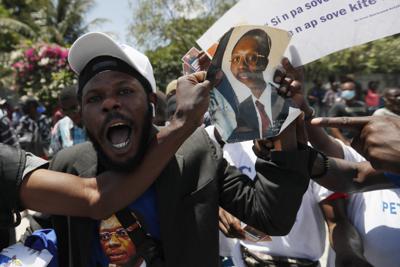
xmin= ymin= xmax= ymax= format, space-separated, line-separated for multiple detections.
xmin=111 ymin=122 xmax=125 ymax=127
xmin=112 ymin=139 xmax=130 ymax=149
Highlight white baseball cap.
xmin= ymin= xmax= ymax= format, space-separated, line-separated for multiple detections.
xmin=68 ymin=32 xmax=156 ymax=93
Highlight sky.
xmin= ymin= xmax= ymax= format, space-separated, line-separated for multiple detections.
xmin=85 ymin=0 xmax=209 ymax=45
xmin=85 ymin=0 xmax=134 ymax=44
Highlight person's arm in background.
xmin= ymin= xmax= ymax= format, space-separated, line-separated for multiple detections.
xmin=312 ymin=157 xmax=396 ymax=193
xmin=275 ymin=59 xmax=397 ymax=192
xmin=320 ymin=196 xmax=373 ymax=267
xmin=19 ymin=72 xmax=212 ymax=220
xmin=311 ymin=116 xmax=400 ymax=174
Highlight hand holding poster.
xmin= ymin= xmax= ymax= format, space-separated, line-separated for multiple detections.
xmin=207 ymin=25 xmax=301 ymax=142
xmin=198 ymin=0 xmax=400 ymax=67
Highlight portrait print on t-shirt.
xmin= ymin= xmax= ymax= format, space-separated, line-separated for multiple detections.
xmin=207 ymin=25 xmax=301 ymax=142
xmin=99 ymin=213 xmax=145 ymax=267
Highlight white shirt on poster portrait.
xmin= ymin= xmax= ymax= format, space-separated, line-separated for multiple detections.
xmin=250 ymin=85 xmax=273 ymax=137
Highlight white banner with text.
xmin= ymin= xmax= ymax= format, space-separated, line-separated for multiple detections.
xmin=197 ymin=0 xmax=400 ymax=66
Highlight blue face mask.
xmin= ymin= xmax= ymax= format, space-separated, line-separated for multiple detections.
xmin=341 ymin=90 xmax=355 ymax=100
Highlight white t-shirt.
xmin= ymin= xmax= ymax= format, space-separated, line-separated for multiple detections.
xmin=205 ymin=126 xmax=332 ymax=263
xmin=231 ymin=181 xmax=331 ymax=266
xmin=205 ymin=125 xmax=257 ymax=180
xmin=339 ymin=140 xmax=400 ymax=267
xmin=205 ymin=126 xmax=256 ymax=256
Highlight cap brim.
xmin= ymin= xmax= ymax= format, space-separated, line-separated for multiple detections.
xmin=69 ymin=32 xmax=157 ymax=93
xmin=69 ymin=32 xmax=131 ymax=75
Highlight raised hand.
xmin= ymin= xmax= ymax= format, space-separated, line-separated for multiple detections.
xmin=311 ymin=115 xmax=400 ymax=173
xmin=173 ymin=72 xmax=212 ymax=129
xmin=219 ymin=207 xmax=245 ymax=239
xmin=274 ymin=58 xmax=307 ymax=110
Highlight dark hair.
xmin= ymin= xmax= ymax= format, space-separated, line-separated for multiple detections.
xmin=328 ymin=75 xmax=336 ymax=84
xmin=235 ymin=29 xmax=272 ymax=58
xmin=21 ymin=97 xmax=39 ymax=114
xmin=384 ymin=87 xmax=400 ymax=97
xmin=368 ymin=80 xmax=379 ymax=90
xmin=60 ymin=85 xmax=78 ymax=102
xmin=340 ymin=75 xmax=355 ymax=83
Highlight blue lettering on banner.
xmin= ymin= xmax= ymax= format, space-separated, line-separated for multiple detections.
xmin=382 ymin=201 xmax=400 ymax=214
xmin=383 ymin=202 xmax=388 ymax=212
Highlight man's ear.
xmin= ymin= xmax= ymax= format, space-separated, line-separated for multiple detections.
xmin=148 ymin=93 xmax=157 ymax=117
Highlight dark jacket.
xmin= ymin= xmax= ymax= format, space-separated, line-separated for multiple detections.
xmin=0 ymin=144 xmax=26 ymax=229
xmin=229 ymin=86 xmax=291 ymax=142
xmin=50 ymin=128 xmax=310 ymax=267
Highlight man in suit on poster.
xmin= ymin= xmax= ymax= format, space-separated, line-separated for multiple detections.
xmin=229 ymin=29 xmax=290 ymax=141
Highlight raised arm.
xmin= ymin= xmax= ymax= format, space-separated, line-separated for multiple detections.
xmin=320 ymin=197 xmax=373 ymax=267
xmin=20 ymin=122 xmax=195 ymax=219
xmin=219 ymin=117 xmax=311 ymax=235
xmin=311 ymin=115 xmax=400 ymax=174
xmin=311 ymin=154 xmax=396 ymax=193
xmin=19 ymin=72 xmax=211 ymax=219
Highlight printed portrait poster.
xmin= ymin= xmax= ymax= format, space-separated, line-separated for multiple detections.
xmin=181 ymin=47 xmax=201 ymax=74
xmin=98 ymin=213 xmax=146 ymax=267
xmin=207 ymin=25 xmax=301 ymax=142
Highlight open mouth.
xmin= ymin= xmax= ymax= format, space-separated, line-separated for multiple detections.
xmin=106 ymin=122 xmax=132 ymax=149
xmin=238 ymin=72 xmax=251 ymax=80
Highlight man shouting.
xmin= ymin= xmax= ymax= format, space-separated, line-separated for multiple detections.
xmin=51 ymin=32 xmax=312 ymax=267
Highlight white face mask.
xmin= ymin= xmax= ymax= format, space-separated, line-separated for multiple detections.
xmin=341 ymin=90 xmax=355 ymax=100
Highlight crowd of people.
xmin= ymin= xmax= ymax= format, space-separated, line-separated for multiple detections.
xmin=0 ymin=30 xmax=399 ymax=267
xmin=0 ymin=85 xmax=86 ymax=159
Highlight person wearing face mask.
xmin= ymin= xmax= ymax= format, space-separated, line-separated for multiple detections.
xmin=327 ymin=80 xmax=367 ymax=145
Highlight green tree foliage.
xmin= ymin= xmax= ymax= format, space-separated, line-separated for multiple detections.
xmin=0 ymin=3 xmax=35 ymax=53
xmin=0 ymin=0 xmax=102 ymax=108
xmin=1 ymin=0 xmax=102 ymax=45
xmin=38 ymin=0 xmax=105 ymax=45
xmin=129 ymin=0 xmax=237 ymax=90
xmin=0 ymin=3 xmax=36 ymax=85
xmin=305 ymin=35 xmax=400 ymax=80
xmin=1 ymin=0 xmax=46 ymax=32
